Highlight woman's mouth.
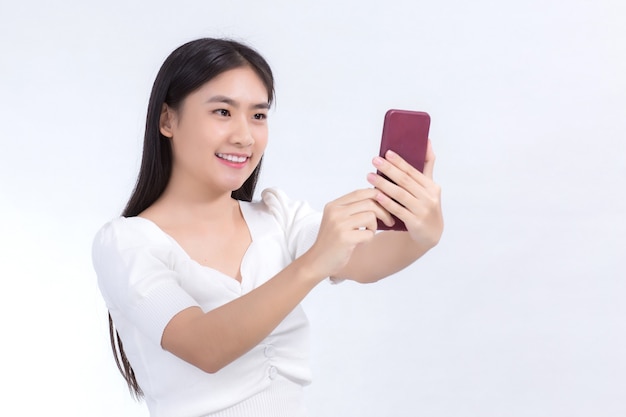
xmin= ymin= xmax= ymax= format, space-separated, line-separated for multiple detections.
xmin=215 ymin=153 xmax=250 ymax=167
xmin=216 ymin=153 xmax=249 ymax=162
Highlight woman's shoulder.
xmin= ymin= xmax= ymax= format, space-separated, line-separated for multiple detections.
xmin=248 ymin=188 xmax=321 ymax=258
xmin=93 ymin=216 xmax=172 ymax=253
xmin=244 ymin=187 xmax=321 ymax=235
xmin=255 ymin=187 xmax=320 ymax=222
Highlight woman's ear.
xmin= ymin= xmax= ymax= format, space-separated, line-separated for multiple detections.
xmin=159 ymin=103 xmax=175 ymax=138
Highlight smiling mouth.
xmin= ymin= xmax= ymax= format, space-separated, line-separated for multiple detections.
xmin=215 ymin=153 xmax=249 ymax=163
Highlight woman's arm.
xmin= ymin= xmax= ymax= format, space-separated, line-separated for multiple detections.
xmin=162 ymin=146 xmax=441 ymax=371
xmin=161 ymin=190 xmax=388 ymax=373
xmin=332 ymin=141 xmax=444 ymax=283
xmin=162 ymin=255 xmax=321 ymax=374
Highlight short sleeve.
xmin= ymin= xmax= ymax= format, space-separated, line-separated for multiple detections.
xmin=261 ymin=188 xmax=322 ymax=260
xmin=92 ymin=218 xmax=200 ymax=345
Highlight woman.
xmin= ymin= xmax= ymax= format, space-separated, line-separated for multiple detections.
xmin=92 ymin=37 xmax=443 ymax=417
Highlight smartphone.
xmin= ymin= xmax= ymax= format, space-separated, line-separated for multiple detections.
xmin=376 ymin=109 xmax=431 ymax=231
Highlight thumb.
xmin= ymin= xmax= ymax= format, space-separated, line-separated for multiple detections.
xmin=422 ymin=139 xmax=436 ymax=179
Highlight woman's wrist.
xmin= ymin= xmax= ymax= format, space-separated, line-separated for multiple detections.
xmin=290 ymin=251 xmax=330 ymax=287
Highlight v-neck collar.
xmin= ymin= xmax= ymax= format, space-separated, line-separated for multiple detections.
xmin=131 ymin=200 xmax=259 ymax=290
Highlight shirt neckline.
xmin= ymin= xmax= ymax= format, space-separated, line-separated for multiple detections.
xmin=130 ymin=200 xmax=256 ymax=287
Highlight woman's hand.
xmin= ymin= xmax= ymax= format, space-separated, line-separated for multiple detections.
xmin=366 ymin=140 xmax=443 ymax=248
xmin=302 ymin=189 xmax=395 ymax=279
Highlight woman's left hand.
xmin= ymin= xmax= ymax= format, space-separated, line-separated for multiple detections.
xmin=366 ymin=140 xmax=443 ymax=248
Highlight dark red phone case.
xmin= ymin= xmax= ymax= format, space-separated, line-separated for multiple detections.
xmin=376 ymin=109 xmax=430 ymax=231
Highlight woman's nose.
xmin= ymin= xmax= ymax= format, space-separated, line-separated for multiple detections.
xmin=231 ymin=117 xmax=254 ymax=147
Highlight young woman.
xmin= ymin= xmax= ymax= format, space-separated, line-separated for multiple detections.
xmin=92 ymin=38 xmax=443 ymax=417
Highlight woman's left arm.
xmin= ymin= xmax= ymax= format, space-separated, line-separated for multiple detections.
xmin=332 ymin=141 xmax=443 ymax=283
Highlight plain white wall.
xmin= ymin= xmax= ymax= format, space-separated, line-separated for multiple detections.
xmin=1 ymin=0 xmax=624 ymax=416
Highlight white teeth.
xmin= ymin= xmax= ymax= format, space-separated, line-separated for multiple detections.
xmin=216 ymin=153 xmax=248 ymax=163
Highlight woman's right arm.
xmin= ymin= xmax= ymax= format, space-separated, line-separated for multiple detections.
xmin=161 ymin=188 xmax=391 ymax=373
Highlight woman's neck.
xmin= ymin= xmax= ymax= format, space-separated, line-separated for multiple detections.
xmin=140 ymin=178 xmax=241 ymax=230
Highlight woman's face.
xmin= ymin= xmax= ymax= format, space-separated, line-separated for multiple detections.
xmin=161 ymin=66 xmax=270 ymax=196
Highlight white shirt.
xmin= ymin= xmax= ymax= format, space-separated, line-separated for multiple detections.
xmin=92 ymin=188 xmax=322 ymax=417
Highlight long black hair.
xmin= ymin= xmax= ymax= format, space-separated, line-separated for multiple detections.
xmin=109 ymin=38 xmax=275 ymax=399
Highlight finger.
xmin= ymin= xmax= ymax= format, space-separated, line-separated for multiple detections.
xmin=368 ymin=172 xmax=416 ymax=208
xmin=344 ymin=196 xmax=395 ymax=227
xmin=344 ymin=211 xmax=379 ymax=232
xmin=374 ymin=190 xmax=423 ymax=226
xmin=343 ymin=228 xmax=377 ymax=246
xmin=331 ymin=188 xmax=380 ymax=206
xmin=374 ymin=191 xmax=409 ymax=220
xmin=370 ymin=159 xmax=428 ymax=204
xmin=374 ymin=151 xmax=428 ymax=191
xmin=422 ymin=140 xmax=436 ymax=179
xmin=367 ymin=171 xmax=439 ymax=227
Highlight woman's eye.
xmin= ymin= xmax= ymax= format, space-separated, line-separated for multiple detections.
xmin=253 ymin=113 xmax=267 ymax=120
xmin=215 ymin=109 xmax=230 ymax=117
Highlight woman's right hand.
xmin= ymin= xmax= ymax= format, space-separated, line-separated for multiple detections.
xmin=302 ymin=189 xmax=395 ymax=279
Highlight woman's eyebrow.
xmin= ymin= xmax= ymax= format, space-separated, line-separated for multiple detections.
xmin=206 ymin=95 xmax=270 ymax=110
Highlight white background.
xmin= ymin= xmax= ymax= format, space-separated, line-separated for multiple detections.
xmin=1 ymin=0 xmax=625 ymax=416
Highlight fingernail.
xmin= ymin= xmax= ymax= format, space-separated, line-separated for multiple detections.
xmin=386 ymin=150 xmax=397 ymax=159
xmin=373 ymin=157 xmax=383 ymax=167
xmin=367 ymin=172 xmax=377 ymax=183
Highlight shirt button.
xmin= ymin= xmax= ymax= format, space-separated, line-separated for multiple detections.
xmin=268 ymin=366 xmax=278 ymax=380
xmin=264 ymin=345 xmax=276 ymax=358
